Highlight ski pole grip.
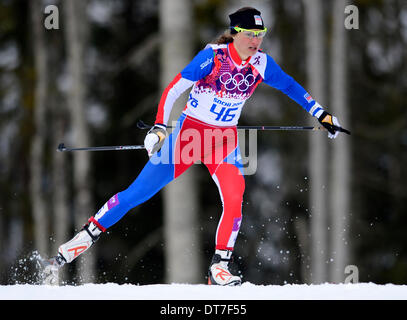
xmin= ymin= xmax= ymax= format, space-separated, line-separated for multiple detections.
xmin=57 ymin=143 xmax=66 ymax=152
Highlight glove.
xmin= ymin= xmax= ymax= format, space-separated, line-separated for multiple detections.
xmin=144 ymin=124 xmax=167 ymax=156
xmin=318 ymin=111 xmax=341 ymax=139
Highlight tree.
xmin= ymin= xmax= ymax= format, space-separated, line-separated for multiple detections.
xmin=29 ymin=0 xmax=48 ymax=258
xmin=49 ymin=10 xmax=70 ymax=282
xmin=63 ymin=0 xmax=95 ymax=283
xmin=329 ymin=0 xmax=350 ymax=283
xmin=159 ymin=0 xmax=202 ymax=283
xmin=303 ymin=0 xmax=328 ymax=284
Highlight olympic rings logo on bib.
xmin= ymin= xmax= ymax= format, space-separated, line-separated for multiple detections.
xmin=219 ymin=72 xmax=256 ymax=92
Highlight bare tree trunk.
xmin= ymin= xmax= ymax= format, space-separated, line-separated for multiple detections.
xmin=303 ymin=0 xmax=328 ymax=284
xmin=51 ymin=99 xmax=70 ymax=283
xmin=63 ymin=0 xmax=95 ymax=284
xmin=329 ymin=0 xmax=351 ymax=283
xmin=30 ymin=0 xmax=48 ymax=257
xmin=160 ymin=0 xmax=202 ymax=283
xmin=47 ymin=9 xmax=70 ymax=282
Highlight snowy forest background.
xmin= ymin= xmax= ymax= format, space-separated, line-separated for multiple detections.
xmin=0 ymin=0 xmax=406 ymax=286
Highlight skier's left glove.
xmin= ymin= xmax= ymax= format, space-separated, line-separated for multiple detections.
xmin=318 ymin=111 xmax=341 ymax=139
xmin=144 ymin=124 xmax=167 ymax=156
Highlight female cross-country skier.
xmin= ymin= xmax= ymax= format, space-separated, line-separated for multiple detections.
xmin=42 ymin=7 xmax=345 ymax=286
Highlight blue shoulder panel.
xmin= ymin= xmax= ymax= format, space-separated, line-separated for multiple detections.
xmin=263 ymin=55 xmax=315 ymax=113
xmin=180 ymin=47 xmax=215 ymax=81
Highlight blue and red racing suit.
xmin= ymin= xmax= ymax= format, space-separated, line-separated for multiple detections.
xmin=91 ymin=42 xmax=324 ymax=251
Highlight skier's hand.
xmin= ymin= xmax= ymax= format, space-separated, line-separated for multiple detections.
xmin=318 ymin=111 xmax=342 ymax=139
xmin=144 ymin=124 xmax=167 ymax=156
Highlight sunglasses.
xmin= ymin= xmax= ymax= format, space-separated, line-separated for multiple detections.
xmin=233 ymin=26 xmax=268 ymax=38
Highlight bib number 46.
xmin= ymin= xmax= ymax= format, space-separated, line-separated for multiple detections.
xmin=210 ymin=104 xmax=238 ymax=122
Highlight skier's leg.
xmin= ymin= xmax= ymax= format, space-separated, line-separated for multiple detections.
xmin=93 ymin=113 xmax=192 ymax=230
xmin=53 ymin=154 xmax=177 ymax=267
xmin=53 ymin=114 xmax=192 ymax=265
xmin=93 ymin=153 xmax=177 ymax=230
xmin=211 ymin=162 xmax=245 ymax=251
xmin=205 ymin=141 xmax=245 ymax=286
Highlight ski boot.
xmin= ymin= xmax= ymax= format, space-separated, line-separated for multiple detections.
xmin=57 ymin=217 xmax=103 ymax=264
xmin=208 ymin=249 xmax=241 ymax=286
xmin=40 ymin=217 xmax=104 ymax=285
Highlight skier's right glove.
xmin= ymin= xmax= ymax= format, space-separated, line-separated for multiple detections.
xmin=144 ymin=124 xmax=167 ymax=157
xmin=317 ymin=111 xmax=341 ymax=139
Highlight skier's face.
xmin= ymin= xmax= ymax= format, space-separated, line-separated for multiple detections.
xmin=233 ymin=30 xmax=264 ymax=60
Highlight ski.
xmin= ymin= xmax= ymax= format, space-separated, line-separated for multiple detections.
xmin=36 ymin=254 xmax=65 ymax=286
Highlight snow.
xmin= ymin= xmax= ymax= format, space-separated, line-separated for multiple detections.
xmin=1 ymin=282 xmax=406 ymax=300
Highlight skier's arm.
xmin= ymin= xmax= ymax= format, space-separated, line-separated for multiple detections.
xmin=263 ymin=54 xmax=342 ymax=138
xmin=154 ymin=47 xmax=215 ymax=126
xmin=263 ymin=54 xmax=325 ymax=117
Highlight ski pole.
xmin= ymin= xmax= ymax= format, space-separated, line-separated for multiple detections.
xmin=57 ymin=120 xmax=350 ymax=152
xmin=57 ymin=143 xmax=145 ymax=152
xmin=137 ymin=120 xmax=351 ymax=135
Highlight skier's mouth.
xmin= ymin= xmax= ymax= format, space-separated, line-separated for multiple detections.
xmin=248 ymin=46 xmax=258 ymax=51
